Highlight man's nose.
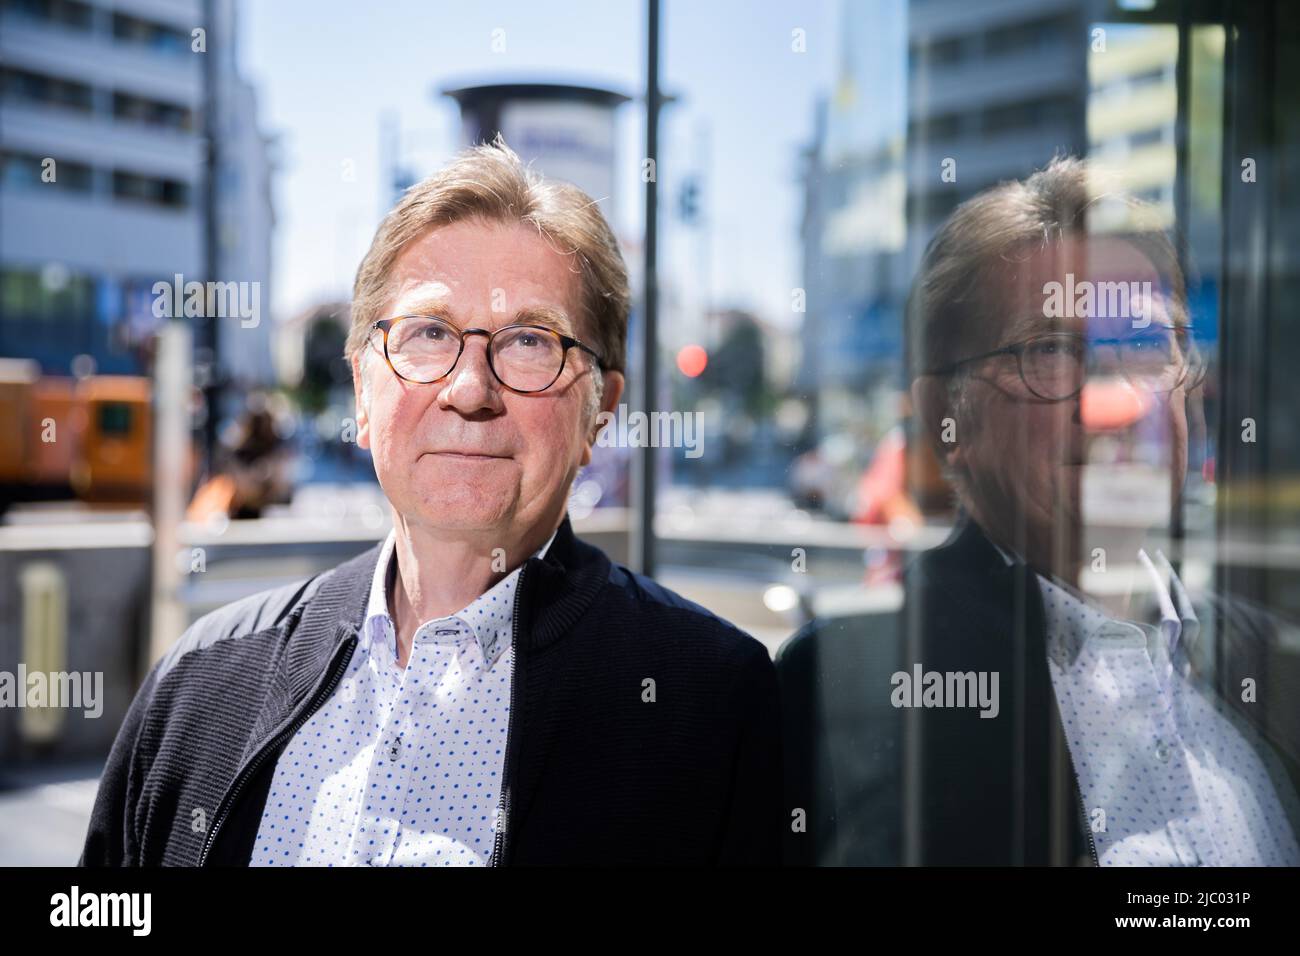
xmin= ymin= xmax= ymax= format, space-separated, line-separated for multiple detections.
xmin=436 ymin=334 xmax=504 ymax=414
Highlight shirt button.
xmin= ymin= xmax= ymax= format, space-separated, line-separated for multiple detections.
xmin=1154 ymin=739 xmax=1171 ymax=762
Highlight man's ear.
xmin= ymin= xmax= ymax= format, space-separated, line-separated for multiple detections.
xmin=910 ymin=375 xmax=963 ymax=470
xmin=351 ymin=350 xmax=373 ymax=451
xmin=579 ymin=370 xmax=624 ymax=468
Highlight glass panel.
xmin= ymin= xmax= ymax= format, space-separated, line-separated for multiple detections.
xmin=660 ymin=0 xmax=1300 ymax=865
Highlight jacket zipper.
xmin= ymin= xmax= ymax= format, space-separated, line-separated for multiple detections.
xmin=198 ymin=635 xmax=357 ymax=866
xmin=1065 ymin=747 xmax=1100 ymax=866
xmin=491 ymin=561 xmax=526 ymax=867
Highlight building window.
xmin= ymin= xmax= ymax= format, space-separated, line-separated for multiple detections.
xmin=0 ymin=268 xmax=95 ymax=322
xmin=1130 ymin=65 xmax=1172 ymax=89
xmin=97 ymin=402 xmax=133 ymax=436
xmin=985 ymin=15 xmax=1067 ymax=57
xmin=982 ymin=95 xmax=1071 ymax=134
xmin=112 ymin=91 xmax=195 ymax=132
xmin=910 ymin=35 xmax=968 ymax=72
xmin=112 ymin=170 xmax=191 ymax=209
xmin=0 ymin=65 xmax=93 ymax=112
xmin=111 ymin=12 xmax=190 ymax=56
xmin=0 ymin=150 xmax=92 ymax=192
xmin=1129 ymin=126 xmax=1168 ymax=149
xmin=0 ymin=0 xmax=92 ymax=31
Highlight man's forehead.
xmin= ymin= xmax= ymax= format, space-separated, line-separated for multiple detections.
xmin=383 ymin=220 xmax=584 ymax=317
xmin=389 ymin=279 xmax=453 ymax=307
xmin=1013 ymin=234 xmax=1164 ymax=284
xmin=386 ymin=278 xmax=578 ymax=332
xmin=1001 ymin=302 xmax=1175 ymax=340
xmin=991 ymin=238 xmax=1174 ymax=331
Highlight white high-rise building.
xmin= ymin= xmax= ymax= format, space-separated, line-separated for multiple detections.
xmin=0 ymin=0 xmax=275 ymax=391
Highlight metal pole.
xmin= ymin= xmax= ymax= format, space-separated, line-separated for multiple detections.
xmin=201 ymin=0 xmax=221 ymax=476
xmin=697 ymin=117 xmax=712 ymax=345
xmin=151 ymin=322 xmax=192 ymax=664
xmin=1169 ymin=0 xmax=1191 ymax=573
xmin=633 ymin=0 xmax=661 ymax=576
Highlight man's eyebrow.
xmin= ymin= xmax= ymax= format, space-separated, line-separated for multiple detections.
xmin=390 ymin=295 xmax=454 ymax=319
xmin=1001 ymin=313 xmax=1057 ymax=343
xmin=384 ymin=297 xmax=576 ymax=333
xmin=513 ymin=305 xmax=575 ymax=334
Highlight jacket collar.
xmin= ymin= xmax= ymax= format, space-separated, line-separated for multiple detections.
xmin=913 ymin=508 xmax=1087 ymax=864
xmin=923 ymin=508 xmax=1032 ymax=594
xmin=359 ymin=525 xmax=559 ymax=670
xmin=283 ymin=511 xmax=610 ymax=706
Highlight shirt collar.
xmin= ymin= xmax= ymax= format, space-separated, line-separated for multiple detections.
xmin=364 ymin=525 xmax=559 ymax=670
xmin=1036 ymin=547 xmax=1199 ymax=669
xmin=1138 ymin=546 xmax=1196 ymax=642
xmin=1137 ymin=546 xmax=1200 ymax=657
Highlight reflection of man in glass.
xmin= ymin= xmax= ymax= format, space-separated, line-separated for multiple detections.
xmin=779 ymin=156 xmax=1300 ymax=866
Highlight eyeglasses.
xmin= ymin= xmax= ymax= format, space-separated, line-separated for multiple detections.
xmin=924 ymin=326 xmax=1206 ymax=401
xmin=368 ymin=315 xmax=605 ymax=393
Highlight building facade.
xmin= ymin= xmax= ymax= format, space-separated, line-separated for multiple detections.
xmin=0 ymin=0 xmax=274 ymax=392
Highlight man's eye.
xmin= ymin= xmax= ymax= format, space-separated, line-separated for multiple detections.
xmin=1121 ymin=334 xmax=1172 ymax=355
xmin=1032 ymin=339 xmax=1082 ymax=357
xmin=500 ymin=329 xmax=547 ymax=350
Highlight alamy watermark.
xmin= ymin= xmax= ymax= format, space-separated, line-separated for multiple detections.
xmin=0 ymin=665 xmax=103 ymax=718
xmin=890 ymin=664 xmax=1000 ymax=719
xmin=151 ymin=273 xmax=261 ymax=328
xmin=50 ymin=886 xmax=150 ymax=935
xmin=1042 ymin=274 xmax=1154 ymax=329
xmin=595 ymin=403 xmax=704 ymax=459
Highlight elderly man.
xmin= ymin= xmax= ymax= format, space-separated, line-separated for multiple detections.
xmin=80 ymin=139 xmax=781 ymax=866
xmin=779 ymin=156 xmax=1300 ymax=866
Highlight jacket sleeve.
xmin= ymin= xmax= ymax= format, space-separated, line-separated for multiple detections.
xmin=76 ymin=573 xmax=321 ymax=866
xmin=77 ymin=659 xmax=162 ymax=867
xmin=715 ymin=638 xmax=784 ymax=865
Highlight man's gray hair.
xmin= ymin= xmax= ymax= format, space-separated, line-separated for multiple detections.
xmin=350 ymin=134 xmax=627 ymax=430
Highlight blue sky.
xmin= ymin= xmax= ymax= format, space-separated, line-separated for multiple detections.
xmin=239 ymin=0 xmax=839 ymax=335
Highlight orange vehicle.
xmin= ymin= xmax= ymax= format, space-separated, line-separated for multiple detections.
xmin=0 ymin=358 xmax=153 ymax=510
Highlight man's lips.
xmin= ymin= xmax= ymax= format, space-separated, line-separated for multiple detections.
xmin=424 ymin=450 xmax=511 ymax=460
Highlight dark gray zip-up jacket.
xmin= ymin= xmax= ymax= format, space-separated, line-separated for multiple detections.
xmin=78 ymin=513 xmax=783 ymax=866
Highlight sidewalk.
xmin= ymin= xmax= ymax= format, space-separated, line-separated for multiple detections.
xmin=0 ymin=761 xmax=101 ymax=866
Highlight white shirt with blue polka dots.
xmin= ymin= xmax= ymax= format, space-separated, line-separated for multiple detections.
xmin=249 ymin=527 xmax=556 ymax=867
xmin=1037 ymin=549 xmax=1300 ymax=866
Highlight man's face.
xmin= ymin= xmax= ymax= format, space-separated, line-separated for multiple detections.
xmin=351 ymin=218 xmax=624 ymax=547
xmin=934 ymin=235 xmax=1189 ymax=575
